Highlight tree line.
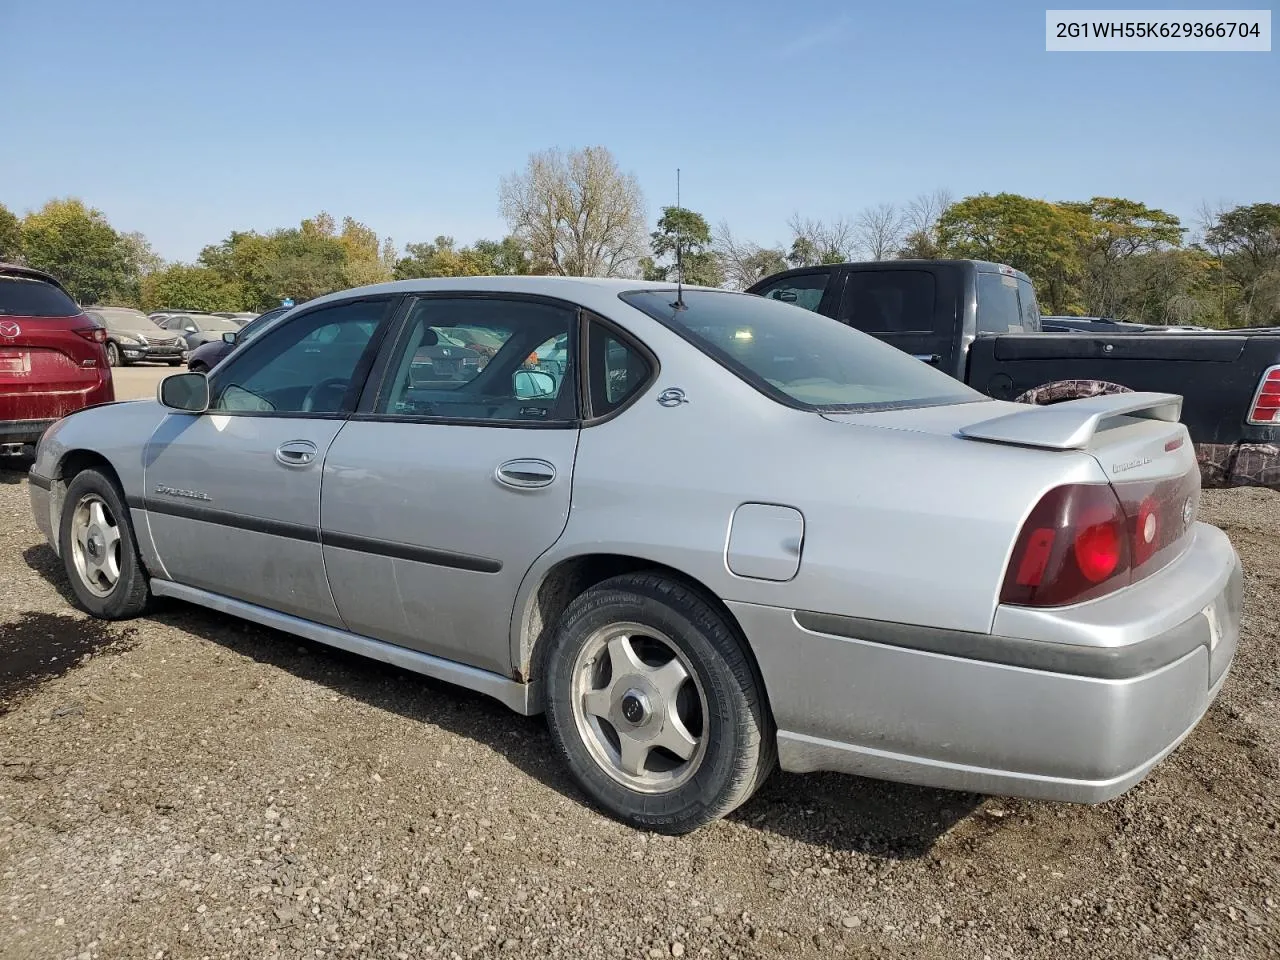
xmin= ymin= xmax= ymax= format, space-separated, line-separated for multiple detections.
xmin=2 ymin=145 xmax=1276 ymax=328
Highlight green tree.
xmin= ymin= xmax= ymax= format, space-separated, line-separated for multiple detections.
xmin=1203 ymin=203 xmax=1280 ymax=326
xmin=1062 ymin=197 xmax=1184 ymax=317
xmin=0 ymin=203 xmax=21 ymax=262
xmin=938 ymin=193 xmax=1092 ymax=313
xmin=19 ymin=198 xmax=131 ymax=304
xmin=140 ymin=265 xmax=240 ymax=312
xmin=647 ymin=206 xmax=723 ymax=286
xmin=393 ymin=235 xmax=530 ymax=279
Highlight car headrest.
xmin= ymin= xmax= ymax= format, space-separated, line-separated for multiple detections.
xmin=419 ymin=328 xmax=438 ymax=347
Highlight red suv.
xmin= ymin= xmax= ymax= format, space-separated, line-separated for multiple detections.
xmin=0 ymin=263 xmax=114 ymax=456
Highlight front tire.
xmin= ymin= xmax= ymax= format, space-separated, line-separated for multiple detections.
xmin=545 ymin=573 xmax=775 ymax=834
xmin=105 ymin=341 xmax=121 ymax=367
xmin=58 ymin=468 xmax=151 ymax=620
xmin=167 ymin=359 xmax=182 ymax=367
xmin=188 ymin=361 xmax=207 ymax=373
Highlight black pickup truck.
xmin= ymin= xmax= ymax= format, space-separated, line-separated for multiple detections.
xmin=746 ymin=259 xmax=1280 ymax=490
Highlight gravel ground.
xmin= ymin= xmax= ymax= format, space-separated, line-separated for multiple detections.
xmin=1 ymin=468 xmax=1277 ymax=960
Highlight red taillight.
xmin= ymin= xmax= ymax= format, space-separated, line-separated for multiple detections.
xmin=1003 ymin=470 xmax=1200 ymax=608
xmin=1247 ymin=365 xmax=1280 ymax=424
xmin=73 ymin=326 xmax=107 ymax=343
xmin=1001 ymin=484 xmax=1129 ymax=606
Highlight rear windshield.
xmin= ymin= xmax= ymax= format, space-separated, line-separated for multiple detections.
xmin=0 ymin=277 xmax=79 ymax=318
xmin=977 ymin=272 xmax=1041 ymax=334
xmin=621 ymin=289 xmax=983 ymax=412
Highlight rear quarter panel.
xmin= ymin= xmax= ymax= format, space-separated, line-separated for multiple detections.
xmin=512 ymin=316 xmax=1107 ymax=669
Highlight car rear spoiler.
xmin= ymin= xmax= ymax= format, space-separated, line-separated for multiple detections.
xmin=958 ymin=392 xmax=1183 ymax=451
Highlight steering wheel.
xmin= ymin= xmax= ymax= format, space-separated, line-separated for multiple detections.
xmin=301 ymin=377 xmax=350 ymax=413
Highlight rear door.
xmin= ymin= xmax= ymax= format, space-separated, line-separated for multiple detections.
xmin=319 ymin=294 xmax=581 ymax=676
xmin=0 ymin=275 xmax=106 ymax=425
xmin=832 ymin=267 xmax=959 ymax=373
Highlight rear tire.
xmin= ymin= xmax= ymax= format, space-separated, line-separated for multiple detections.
xmin=544 ymin=572 xmax=775 ymax=834
xmin=58 ymin=468 xmax=151 ymax=620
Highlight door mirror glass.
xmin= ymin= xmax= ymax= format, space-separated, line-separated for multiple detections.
xmin=222 ymin=331 xmax=237 ymax=344
xmin=184 ymin=325 xmax=197 ymax=334
xmin=513 ymin=369 xmax=556 ymax=399
xmin=158 ymin=372 xmax=210 ymax=412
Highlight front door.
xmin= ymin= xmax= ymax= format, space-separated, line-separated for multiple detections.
xmin=320 ymin=295 xmax=580 ymax=676
xmin=144 ymin=296 xmax=396 ymax=624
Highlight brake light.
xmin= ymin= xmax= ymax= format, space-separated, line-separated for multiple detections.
xmin=73 ymin=326 xmax=107 ymax=344
xmin=1002 ymin=469 xmax=1200 ymax=607
xmin=1246 ymin=365 xmax=1280 ymax=424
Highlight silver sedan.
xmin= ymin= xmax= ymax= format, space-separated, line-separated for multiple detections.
xmin=27 ymin=277 xmax=1241 ymax=834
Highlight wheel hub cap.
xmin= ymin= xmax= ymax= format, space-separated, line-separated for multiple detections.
xmin=570 ymin=623 xmax=709 ymax=794
xmin=619 ymin=688 xmax=652 ymax=727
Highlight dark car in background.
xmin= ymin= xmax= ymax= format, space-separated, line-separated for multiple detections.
xmin=156 ymin=312 xmax=244 ymax=349
xmin=187 ymin=306 xmax=291 ymax=372
xmin=0 ymin=263 xmax=113 ymax=455
xmin=86 ymin=306 xmax=187 ymax=367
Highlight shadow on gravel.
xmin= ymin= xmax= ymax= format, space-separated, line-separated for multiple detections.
xmin=0 ymin=611 xmax=136 ymax=715
xmin=23 ymin=545 xmax=80 ymax=607
xmin=0 ymin=458 xmax=32 ymax=485
xmin=22 ymin=547 xmax=979 ymax=856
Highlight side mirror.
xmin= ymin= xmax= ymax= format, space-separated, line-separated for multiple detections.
xmin=222 ymin=331 xmax=237 ymax=344
xmin=777 ymin=291 xmax=798 ymax=302
xmin=513 ymin=369 xmax=556 ymax=400
xmin=184 ymin=326 xmax=197 ymax=334
xmin=158 ymin=372 xmax=210 ymax=413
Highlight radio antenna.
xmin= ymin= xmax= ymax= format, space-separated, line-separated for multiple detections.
xmin=673 ymin=168 xmax=686 ymax=310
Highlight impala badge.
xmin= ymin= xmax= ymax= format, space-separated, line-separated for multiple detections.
xmin=154 ymin=484 xmax=212 ymax=502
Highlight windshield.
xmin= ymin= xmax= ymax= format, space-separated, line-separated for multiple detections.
xmin=621 ymin=289 xmax=983 ymax=412
xmin=976 ymin=272 xmax=1041 ymax=335
xmin=193 ymin=315 xmax=242 ymax=332
xmin=237 ymin=307 xmax=289 ymax=345
xmin=92 ymin=307 xmax=155 ymax=330
xmin=0 ymin=277 xmax=79 ymax=317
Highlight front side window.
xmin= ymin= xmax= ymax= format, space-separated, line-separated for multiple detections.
xmin=622 ymin=289 xmax=981 ymax=412
xmin=377 ymin=297 xmax=576 ymax=424
xmin=752 ymin=272 xmax=829 ymax=313
xmin=208 ymin=298 xmax=389 ymax=414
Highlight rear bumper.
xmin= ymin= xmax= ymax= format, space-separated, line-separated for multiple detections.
xmin=0 ymin=418 xmax=57 ymax=446
xmin=1196 ymin=441 xmax=1280 ymax=491
xmin=734 ymin=522 xmax=1242 ymax=803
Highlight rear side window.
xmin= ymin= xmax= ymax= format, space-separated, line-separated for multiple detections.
xmin=0 ymin=278 xmax=79 ymax=317
xmin=587 ymin=321 xmax=652 ymax=416
xmin=837 ymin=271 xmax=935 ymax=334
xmin=976 ymin=272 xmax=1042 ymax=334
xmin=752 ymin=272 xmax=829 ymax=312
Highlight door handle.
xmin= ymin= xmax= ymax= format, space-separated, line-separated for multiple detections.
xmin=275 ymin=440 xmax=318 ymax=467
xmin=912 ymin=353 xmax=942 ymax=365
xmin=495 ymin=458 xmax=556 ymax=489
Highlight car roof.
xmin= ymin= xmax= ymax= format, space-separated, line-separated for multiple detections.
xmin=298 ymin=276 xmax=716 ymax=316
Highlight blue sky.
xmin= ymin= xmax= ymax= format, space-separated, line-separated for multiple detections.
xmin=3 ymin=0 xmax=1275 ymax=261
